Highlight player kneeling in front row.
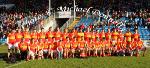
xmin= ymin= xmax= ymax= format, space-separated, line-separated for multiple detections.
xmin=64 ymin=37 xmax=71 ymax=58
xmin=57 ymin=40 xmax=63 ymax=59
xmin=79 ymin=36 xmax=87 ymax=58
xmin=7 ymin=30 xmax=17 ymax=59
xmin=71 ymin=37 xmax=78 ymax=58
xmin=18 ymin=39 xmax=28 ymax=60
xmin=27 ymin=39 xmax=37 ymax=61
xmin=132 ymin=39 xmax=143 ymax=57
xmin=86 ymin=39 xmax=92 ymax=57
xmin=116 ymin=38 xmax=125 ymax=56
xmin=136 ymin=39 xmax=143 ymax=57
xmin=48 ymin=37 xmax=55 ymax=59
xmin=37 ymin=39 xmax=44 ymax=60
xmin=43 ymin=39 xmax=49 ymax=59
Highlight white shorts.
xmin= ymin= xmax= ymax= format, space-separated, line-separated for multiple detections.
xmin=14 ymin=42 xmax=20 ymax=48
xmin=28 ymin=51 xmax=35 ymax=57
xmin=26 ymin=41 xmax=30 ymax=44
xmin=43 ymin=49 xmax=48 ymax=54
xmin=38 ymin=50 xmax=43 ymax=56
xmin=8 ymin=43 xmax=15 ymax=49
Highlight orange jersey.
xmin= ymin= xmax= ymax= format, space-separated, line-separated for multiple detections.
xmin=15 ymin=32 xmax=23 ymax=42
xmin=79 ymin=41 xmax=85 ymax=48
xmin=31 ymin=32 xmax=38 ymax=40
xmin=105 ymin=40 xmax=111 ymax=47
xmin=132 ymin=33 xmax=140 ymax=41
xmin=131 ymin=41 xmax=137 ymax=49
xmin=77 ymin=32 xmax=84 ymax=41
xmin=111 ymin=40 xmax=117 ymax=46
xmin=101 ymin=41 xmax=107 ymax=47
xmin=57 ymin=41 xmax=64 ymax=51
xmin=100 ymin=32 xmax=105 ymax=40
xmin=29 ymin=43 xmax=37 ymax=52
xmin=137 ymin=40 xmax=143 ymax=49
xmin=99 ymin=41 xmax=103 ymax=48
xmin=38 ymin=42 xmax=44 ymax=50
xmin=19 ymin=42 xmax=28 ymax=51
xmin=65 ymin=42 xmax=71 ymax=49
xmin=46 ymin=31 xmax=54 ymax=41
xmin=112 ymin=32 xmax=119 ymax=40
xmin=119 ymin=33 xmax=124 ymax=41
xmin=54 ymin=32 xmax=62 ymax=41
xmin=38 ymin=32 xmax=46 ymax=39
xmin=59 ymin=41 xmax=65 ymax=48
xmin=71 ymin=41 xmax=78 ymax=49
xmin=8 ymin=33 xmax=16 ymax=43
xmin=91 ymin=33 xmax=96 ymax=41
xmin=105 ymin=32 xmax=112 ymax=40
xmin=116 ymin=41 xmax=123 ymax=50
xmin=49 ymin=42 xmax=55 ymax=50
xmin=57 ymin=45 xmax=63 ymax=51
xmin=69 ymin=32 xmax=77 ymax=40
xmin=95 ymin=41 xmax=101 ymax=48
xmin=88 ymin=41 xmax=94 ymax=48
xmin=62 ymin=33 xmax=69 ymax=41
xmin=122 ymin=41 xmax=127 ymax=49
xmin=84 ymin=32 xmax=91 ymax=41
xmin=125 ymin=32 xmax=132 ymax=42
xmin=23 ymin=32 xmax=31 ymax=42
xmin=43 ymin=42 xmax=49 ymax=50
xmin=95 ymin=33 xmax=100 ymax=38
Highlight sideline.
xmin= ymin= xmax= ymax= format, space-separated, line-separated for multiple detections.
xmin=5 ymin=61 xmax=26 ymax=68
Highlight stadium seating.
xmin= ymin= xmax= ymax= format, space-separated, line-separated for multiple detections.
xmin=138 ymin=26 xmax=150 ymax=40
xmin=74 ymin=16 xmax=150 ymax=40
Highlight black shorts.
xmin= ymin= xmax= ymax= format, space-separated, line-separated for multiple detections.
xmin=20 ymin=51 xmax=27 ymax=60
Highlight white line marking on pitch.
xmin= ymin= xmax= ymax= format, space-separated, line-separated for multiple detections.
xmin=5 ymin=61 xmax=26 ymax=68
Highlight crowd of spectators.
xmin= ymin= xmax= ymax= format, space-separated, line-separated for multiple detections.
xmin=77 ymin=9 xmax=150 ymax=31
xmin=0 ymin=0 xmax=50 ymax=44
xmin=0 ymin=11 xmax=49 ymax=44
xmin=0 ymin=0 xmax=150 ymax=44
xmin=109 ymin=9 xmax=150 ymax=28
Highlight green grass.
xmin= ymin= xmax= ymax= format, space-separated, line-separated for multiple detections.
xmin=0 ymin=45 xmax=11 ymax=68
xmin=0 ymin=45 xmax=150 ymax=68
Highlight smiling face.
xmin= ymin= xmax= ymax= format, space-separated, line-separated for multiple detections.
xmin=102 ymin=30 xmax=104 ymax=33
xmin=108 ymin=29 xmax=111 ymax=33
xmin=67 ymin=37 xmax=70 ymax=41
xmin=12 ymin=30 xmax=16 ymax=34
xmin=41 ymin=28 xmax=44 ymax=32
xmin=57 ymin=27 xmax=60 ymax=32
xmin=73 ymin=29 xmax=76 ymax=32
xmin=18 ymin=28 xmax=21 ymax=33
xmin=64 ymin=29 xmax=68 ymax=33
xmin=80 ymin=29 xmax=82 ymax=32
xmin=87 ymin=28 xmax=90 ymax=32
xmin=114 ymin=29 xmax=117 ymax=32
xmin=25 ymin=28 xmax=29 ymax=32
xmin=135 ymin=29 xmax=138 ymax=33
xmin=31 ymin=39 xmax=35 ymax=43
xmin=49 ymin=27 xmax=52 ymax=31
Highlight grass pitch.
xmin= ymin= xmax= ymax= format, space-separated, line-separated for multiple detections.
xmin=0 ymin=45 xmax=150 ymax=68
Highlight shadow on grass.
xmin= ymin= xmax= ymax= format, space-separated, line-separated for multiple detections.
xmin=0 ymin=53 xmax=8 ymax=62
xmin=0 ymin=53 xmax=22 ymax=64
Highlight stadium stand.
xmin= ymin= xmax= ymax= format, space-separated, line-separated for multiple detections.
xmin=73 ymin=10 xmax=150 ymax=40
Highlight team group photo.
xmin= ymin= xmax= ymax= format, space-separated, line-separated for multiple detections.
xmin=0 ymin=0 xmax=150 ymax=68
